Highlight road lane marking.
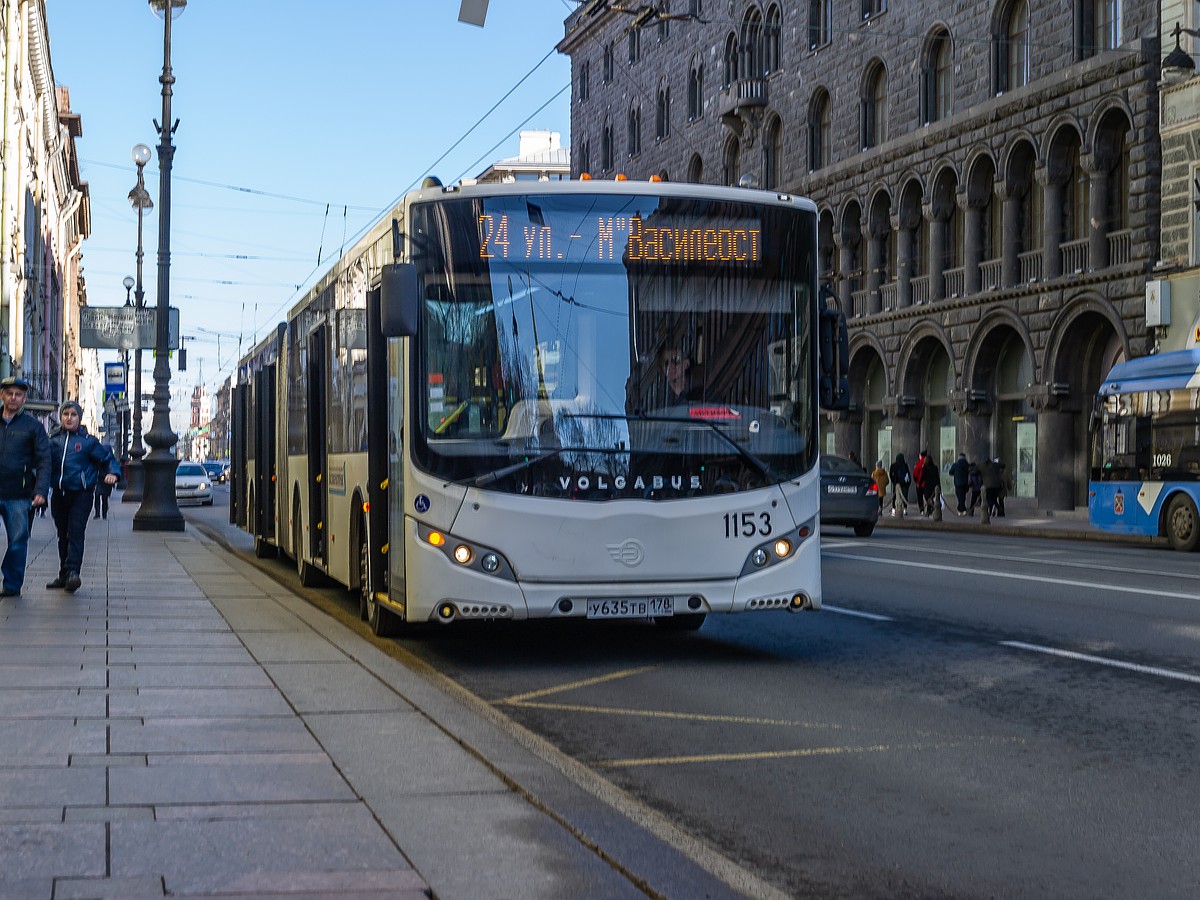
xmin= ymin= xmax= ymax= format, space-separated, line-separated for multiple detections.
xmin=834 ymin=539 xmax=1200 ymax=584
xmin=595 ymin=737 xmax=1023 ymax=768
xmin=496 ymin=664 xmax=662 ymax=705
xmin=504 ymin=699 xmax=846 ymax=729
xmin=823 ymin=605 xmax=894 ymax=622
xmin=1000 ymin=641 xmax=1200 ymax=685
xmin=823 ymin=551 xmax=1200 ymax=601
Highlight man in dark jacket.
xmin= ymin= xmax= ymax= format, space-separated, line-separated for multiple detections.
xmin=0 ymin=376 xmax=51 ymax=596
xmin=47 ymin=401 xmax=120 ymax=594
xmin=948 ymin=452 xmax=970 ymax=515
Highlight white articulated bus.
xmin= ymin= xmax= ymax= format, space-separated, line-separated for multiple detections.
xmin=232 ymin=178 xmax=848 ymax=634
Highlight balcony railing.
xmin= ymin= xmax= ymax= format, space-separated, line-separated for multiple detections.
xmin=1108 ymin=229 xmax=1133 ymax=266
xmin=718 ymin=77 xmax=768 ymax=119
xmin=911 ymin=274 xmax=931 ymax=305
xmin=944 ymin=267 xmax=965 ymax=298
xmin=1061 ymin=238 xmax=1090 ymax=275
xmin=980 ymin=258 xmax=1003 ymax=291
xmin=851 ymin=288 xmax=869 ymax=318
xmin=1018 ymin=250 xmax=1042 ymax=284
xmin=879 ymin=281 xmax=898 ymax=311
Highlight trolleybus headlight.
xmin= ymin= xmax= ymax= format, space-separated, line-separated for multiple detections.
xmin=453 ymin=544 xmax=473 ymax=565
xmin=481 ymin=553 xmax=499 ymax=573
xmin=774 ymin=539 xmax=792 ymax=559
xmin=751 ymin=548 xmax=769 ymax=567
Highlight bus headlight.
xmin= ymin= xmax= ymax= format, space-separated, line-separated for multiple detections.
xmin=453 ymin=544 xmax=473 ymax=565
xmin=751 ymin=548 xmax=769 ymax=567
xmin=774 ymin=539 xmax=792 ymax=558
xmin=481 ymin=553 xmax=500 ymax=573
xmin=415 ymin=524 xmax=515 ymax=582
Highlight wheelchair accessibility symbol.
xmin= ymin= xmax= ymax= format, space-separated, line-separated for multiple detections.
xmin=414 ymin=494 xmax=431 ymax=514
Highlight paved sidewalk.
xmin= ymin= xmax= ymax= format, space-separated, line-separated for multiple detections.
xmin=0 ymin=501 xmax=752 ymax=900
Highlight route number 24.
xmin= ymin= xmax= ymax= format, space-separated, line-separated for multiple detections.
xmin=723 ymin=511 xmax=772 ymax=538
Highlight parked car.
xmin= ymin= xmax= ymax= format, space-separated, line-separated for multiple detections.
xmin=175 ymin=461 xmax=214 ymax=506
xmin=201 ymin=460 xmax=226 ymax=484
xmin=819 ymin=454 xmax=879 ymax=537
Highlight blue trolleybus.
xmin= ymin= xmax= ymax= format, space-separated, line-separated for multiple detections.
xmin=1089 ymin=347 xmax=1200 ymax=550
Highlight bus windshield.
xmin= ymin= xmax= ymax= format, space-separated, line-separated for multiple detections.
xmin=408 ymin=190 xmax=817 ymax=499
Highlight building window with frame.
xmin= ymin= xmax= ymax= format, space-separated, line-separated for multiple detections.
xmin=658 ymin=0 xmax=671 ymax=42
xmin=862 ymin=62 xmax=888 ymax=149
xmin=809 ymin=0 xmax=832 ymax=49
xmin=922 ymin=28 xmax=952 ymax=124
xmin=862 ymin=0 xmax=886 ymax=19
xmin=997 ymin=0 xmax=1030 ymax=93
xmin=656 ymin=85 xmax=671 ymax=140
xmin=603 ymin=43 xmax=614 ymax=83
xmin=1094 ymin=0 xmax=1120 ymax=50
xmin=765 ymin=4 xmax=782 ymax=74
xmin=723 ymin=32 xmax=738 ymax=87
xmin=809 ymin=89 xmax=831 ymax=170
xmin=578 ymin=140 xmax=590 ymax=178
xmin=628 ymin=104 xmax=642 ymax=158
xmin=602 ymin=124 xmax=613 ymax=172
xmin=762 ymin=115 xmax=782 ymax=189
xmin=579 ymin=60 xmax=590 ymax=103
xmin=741 ymin=8 xmax=763 ymax=79
xmin=628 ymin=26 xmax=641 ymax=64
xmin=688 ymin=61 xmax=704 ymax=120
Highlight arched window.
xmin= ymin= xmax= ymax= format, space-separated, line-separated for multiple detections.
xmin=578 ymin=60 xmax=590 ymax=103
xmin=1061 ymin=132 xmax=1086 ymax=244
xmin=762 ymin=115 xmax=782 ymax=189
xmin=765 ymin=5 xmax=782 ymax=74
xmin=603 ymin=43 xmax=614 ymax=83
xmin=656 ymin=85 xmax=671 ymax=141
xmin=578 ymin=140 xmax=590 ymax=177
xmin=808 ymin=89 xmax=831 ymax=170
xmin=601 ymin=124 xmax=613 ymax=173
xmin=628 ymin=25 xmax=641 ymax=64
xmin=687 ymin=153 xmax=704 ymax=184
xmin=628 ymin=104 xmax=642 ymax=158
xmin=996 ymin=0 xmax=1030 ymax=93
xmin=688 ymin=60 xmax=704 ymax=120
xmin=808 ymin=0 xmax=832 ymax=49
xmin=723 ymin=32 xmax=738 ymax=87
xmin=741 ymin=8 xmax=763 ymax=79
xmin=723 ymin=137 xmax=740 ymax=186
xmin=862 ymin=62 xmax=888 ymax=149
xmin=922 ymin=28 xmax=952 ymax=124
xmin=658 ymin=0 xmax=672 ymax=42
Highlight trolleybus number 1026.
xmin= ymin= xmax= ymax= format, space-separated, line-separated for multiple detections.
xmin=724 ymin=510 xmax=772 ymax=538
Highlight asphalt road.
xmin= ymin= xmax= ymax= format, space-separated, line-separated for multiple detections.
xmin=191 ymin=489 xmax=1200 ymax=898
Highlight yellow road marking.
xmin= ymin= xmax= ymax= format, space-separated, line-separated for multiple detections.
xmin=507 ymin=699 xmax=844 ymax=730
xmin=496 ymin=664 xmax=662 ymax=705
xmin=596 ymin=738 xmax=1023 ymax=768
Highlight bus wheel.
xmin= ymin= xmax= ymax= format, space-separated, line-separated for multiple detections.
xmin=367 ymin=590 xmax=398 ymax=637
xmin=655 ymin=613 xmax=706 ymax=632
xmin=356 ymin=530 xmax=370 ymax=621
xmin=1165 ymin=494 xmax=1200 ymax=552
xmin=293 ymin=508 xmax=321 ymax=586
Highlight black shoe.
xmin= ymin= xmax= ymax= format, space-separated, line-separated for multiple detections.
xmin=102 ymin=514 xmax=107 ymax=519
xmin=46 ymin=576 xmax=67 ymax=589
xmin=64 ymin=573 xmax=81 ymax=593
xmin=1 ymin=587 xmax=20 ymax=597
xmin=93 ymin=513 xmax=100 ymax=519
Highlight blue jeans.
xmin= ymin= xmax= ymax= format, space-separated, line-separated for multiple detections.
xmin=0 ymin=497 xmax=32 ymax=592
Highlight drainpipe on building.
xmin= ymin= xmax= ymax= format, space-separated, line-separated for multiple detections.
xmin=0 ymin=0 xmax=16 ymax=380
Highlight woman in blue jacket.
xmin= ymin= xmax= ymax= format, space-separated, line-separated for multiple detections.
xmin=46 ymin=401 xmax=119 ymax=593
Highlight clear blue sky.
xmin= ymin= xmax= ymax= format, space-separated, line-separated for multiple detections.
xmin=47 ymin=0 xmax=574 ymax=403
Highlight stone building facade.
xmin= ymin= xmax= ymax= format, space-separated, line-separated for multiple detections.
xmin=558 ymin=0 xmax=1166 ymax=510
xmin=1 ymin=0 xmax=91 ymax=420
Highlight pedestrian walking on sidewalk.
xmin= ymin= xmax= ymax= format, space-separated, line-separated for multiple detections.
xmin=871 ymin=459 xmax=889 ymax=514
xmin=46 ymin=401 xmax=119 ymax=594
xmin=0 ymin=376 xmax=51 ymax=597
xmin=967 ymin=461 xmax=983 ymax=515
xmin=915 ymin=450 xmax=940 ymax=516
xmin=93 ymin=477 xmax=111 ymax=519
xmin=888 ymin=453 xmax=911 ymax=517
xmin=948 ymin=452 xmax=970 ymax=515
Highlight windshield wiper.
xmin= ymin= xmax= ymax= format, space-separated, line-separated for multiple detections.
xmin=462 ymin=450 xmax=562 ymax=488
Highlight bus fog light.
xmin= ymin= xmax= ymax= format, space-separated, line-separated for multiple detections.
xmin=453 ymin=545 xmax=473 ymax=564
xmin=481 ymin=553 xmax=499 ymax=573
xmin=751 ymin=548 xmax=768 ymax=567
xmin=773 ymin=539 xmax=792 ymax=558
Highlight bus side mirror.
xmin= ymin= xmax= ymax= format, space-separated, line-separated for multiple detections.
xmin=818 ymin=286 xmax=850 ymax=411
xmin=380 ymin=263 xmax=419 ymax=337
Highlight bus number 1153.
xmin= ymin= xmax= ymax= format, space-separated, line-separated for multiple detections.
xmin=724 ymin=511 xmax=772 ymax=538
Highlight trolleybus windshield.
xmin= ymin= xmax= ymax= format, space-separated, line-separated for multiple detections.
xmin=408 ymin=191 xmax=816 ymax=499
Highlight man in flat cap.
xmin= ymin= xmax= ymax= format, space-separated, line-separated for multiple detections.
xmin=0 ymin=376 xmax=51 ymax=596
xmin=47 ymin=400 xmax=119 ymax=594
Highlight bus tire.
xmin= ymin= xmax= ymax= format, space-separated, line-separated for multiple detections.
xmin=655 ymin=613 xmax=706 ymax=632
xmin=368 ymin=592 xmax=399 ymax=637
xmin=853 ymin=522 xmax=875 ymax=537
xmin=356 ymin=528 xmax=370 ymax=621
xmin=1165 ymin=494 xmax=1200 ymax=552
xmin=293 ymin=507 xmax=321 ymax=586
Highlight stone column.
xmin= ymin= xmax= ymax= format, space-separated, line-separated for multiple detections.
xmin=832 ymin=408 xmax=864 ymax=463
xmin=949 ymin=389 xmax=993 ymax=468
xmin=1084 ymin=153 xmax=1109 ymax=272
xmin=1028 ymin=382 xmax=1077 ymax=511
xmin=925 ymin=199 xmax=947 ymax=304
xmin=958 ymin=189 xmax=982 ymax=296
xmin=999 ymin=180 xmax=1021 ymax=289
xmin=1038 ymin=164 xmax=1063 ymax=280
xmin=893 ymin=211 xmax=913 ymax=310
xmin=864 ymin=223 xmax=883 ymax=316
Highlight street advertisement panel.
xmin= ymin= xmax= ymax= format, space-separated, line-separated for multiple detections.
xmin=80 ymin=306 xmax=180 ymax=351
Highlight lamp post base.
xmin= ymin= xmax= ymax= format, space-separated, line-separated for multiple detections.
xmin=122 ymin=458 xmax=145 ymax=503
xmin=133 ymin=454 xmax=184 ymax=532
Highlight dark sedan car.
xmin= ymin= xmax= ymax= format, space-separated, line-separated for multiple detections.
xmin=819 ymin=454 xmax=879 ymax=537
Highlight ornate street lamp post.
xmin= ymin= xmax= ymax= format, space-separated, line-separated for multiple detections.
xmin=123 ymin=144 xmax=153 ymax=503
xmin=134 ymin=0 xmax=186 ymax=532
